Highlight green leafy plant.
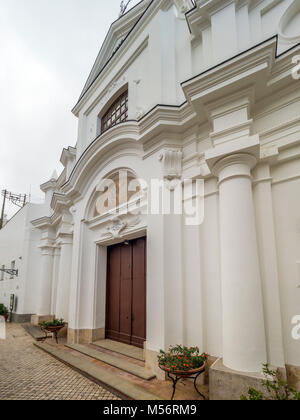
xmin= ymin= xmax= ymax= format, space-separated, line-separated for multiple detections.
xmin=241 ymin=364 xmax=300 ymax=400
xmin=241 ymin=388 xmax=264 ymax=400
xmin=158 ymin=344 xmax=208 ymax=373
xmin=40 ymin=319 xmax=65 ymax=329
xmin=0 ymin=304 xmax=8 ymax=316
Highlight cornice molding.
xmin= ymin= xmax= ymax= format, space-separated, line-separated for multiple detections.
xmin=196 ymin=0 xmax=238 ymax=16
xmin=40 ymin=179 xmax=57 ymax=193
xmin=182 ymin=37 xmax=277 ymax=114
xmin=60 ymin=146 xmax=76 ymax=168
xmin=50 ymin=192 xmax=72 ymax=213
xmin=186 ymin=0 xmax=238 ymax=37
xmin=268 ymin=43 xmax=300 ymax=86
xmin=31 ymin=216 xmax=52 ymax=229
xmin=61 ymin=124 xmax=142 ymax=200
xmin=61 ymin=103 xmax=199 ymax=200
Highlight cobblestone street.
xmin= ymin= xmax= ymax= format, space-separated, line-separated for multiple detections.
xmin=0 ymin=323 xmax=119 ymax=400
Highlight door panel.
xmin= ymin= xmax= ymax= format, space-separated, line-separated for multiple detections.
xmin=119 ymin=244 xmax=132 ymax=344
xmin=106 ymin=245 xmax=121 ymax=342
xmin=106 ymin=237 xmax=146 ymax=348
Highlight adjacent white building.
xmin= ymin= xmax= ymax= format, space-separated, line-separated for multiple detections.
xmin=1 ymin=0 xmax=300 ymax=399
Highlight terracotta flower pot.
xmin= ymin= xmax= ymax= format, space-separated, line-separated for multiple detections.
xmin=159 ymin=361 xmax=206 ymax=377
xmin=44 ymin=325 xmax=65 ymax=333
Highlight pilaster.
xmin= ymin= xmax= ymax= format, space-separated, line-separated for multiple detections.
xmin=253 ymin=162 xmax=285 ymax=368
xmin=56 ymin=233 xmax=73 ymax=321
xmin=37 ymin=244 xmax=54 ymax=317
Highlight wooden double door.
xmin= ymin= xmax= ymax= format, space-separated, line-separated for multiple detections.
xmin=106 ymin=237 xmax=146 ymax=348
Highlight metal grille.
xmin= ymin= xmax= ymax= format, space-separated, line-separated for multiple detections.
xmin=101 ymin=91 xmax=128 ymax=133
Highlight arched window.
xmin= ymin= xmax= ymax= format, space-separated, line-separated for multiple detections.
xmin=101 ymin=90 xmax=128 ymax=133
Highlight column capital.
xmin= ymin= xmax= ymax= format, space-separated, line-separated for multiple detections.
xmin=39 ymin=246 xmax=54 ymax=257
xmin=205 ymin=135 xmax=260 ymax=179
xmin=212 ymin=153 xmax=257 ymax=185
xmin=57 ymin=233 xmax=73 ymax=246
xmin=39 ymin=242 xmax=55 ymax=256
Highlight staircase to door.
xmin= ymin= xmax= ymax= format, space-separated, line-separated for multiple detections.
xmin=106 ymin=237 xmax=146 ymax=349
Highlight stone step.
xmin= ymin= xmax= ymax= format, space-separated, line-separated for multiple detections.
xmin=66 ymin=344 xmax=155 ymax=381
xmin=93 ymin=339 xmax=144 ymax=361
xmin=22 ymin=323 xmax=45 ymax=341
xmin=34 ymin=342 xmax=160 ymax=401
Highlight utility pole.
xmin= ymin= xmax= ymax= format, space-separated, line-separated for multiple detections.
xmin=0 ymin=189 xmax=7 ymax=230
xmin=0 ymin=190 xmax=28 ymax=230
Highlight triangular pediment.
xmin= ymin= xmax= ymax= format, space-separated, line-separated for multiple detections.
xmin=79 ymin=0 xmax=152 ymax=101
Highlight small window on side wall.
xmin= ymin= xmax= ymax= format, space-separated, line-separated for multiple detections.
xmin=101 ymin=90 xmax=128 ymax=134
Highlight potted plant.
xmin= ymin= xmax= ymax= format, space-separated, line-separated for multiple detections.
xmin=158 ymin=345 xmax=208 ymax=400
xmin=40 ymin=319 xmax=65 ymax=344
xmin=0 ymin=304 xmax=9 ymax=322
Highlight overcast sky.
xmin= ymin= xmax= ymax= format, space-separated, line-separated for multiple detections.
xmin=0 ymin=0 xmax=141 ymax=217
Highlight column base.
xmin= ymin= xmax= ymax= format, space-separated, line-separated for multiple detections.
xmin=11 ymin=313 xmax=33 ymax=324
xmin=145 ymin=348 xmax=166 ymax=380
xmin=286 ymin=364 xmax=300 ymax=391
xmin=67 ymin=328 xmax=105 ymax=344
xmin=209 ymin=358 xmax=269 ymax=400
xmin=56 ymin=323 xmax=68 ymax=338
xmin=31 ymin=315 xmax=54 ymax=326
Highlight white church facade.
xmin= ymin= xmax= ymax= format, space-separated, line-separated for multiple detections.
xmin=1 ymin=0 xmax=300 ymax=399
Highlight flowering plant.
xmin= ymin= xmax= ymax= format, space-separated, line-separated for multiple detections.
xmin=40 ymin=319 xmax=65 ymax=329
xmin=158 ymin=345 xmax=208 ymax=373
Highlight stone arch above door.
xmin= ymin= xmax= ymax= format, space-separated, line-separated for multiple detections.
xmin=85 ymin=168 xmax=143 ymax=221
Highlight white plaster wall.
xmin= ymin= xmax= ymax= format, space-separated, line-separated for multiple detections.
xmin=0 ymin=203 xmax=46 ymax=315
xmin=211 ymin=2 xmax=238 ymax=63
xmin=0 ymin=208 xmax=26 ymax=311
xmin=21 ymin=206 xmax=46 ymax=315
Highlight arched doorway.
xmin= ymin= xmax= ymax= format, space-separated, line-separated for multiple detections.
xmin=89 ymin=169 xmax=147 ymax=349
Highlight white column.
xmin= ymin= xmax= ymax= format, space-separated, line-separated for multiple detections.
xmin=38 ymin=246 xmax=54 ymax=316
xmin=51 ymin=247 xmax=61 ymax=316
xmin=56 ymin=235 xmax=73 ymax=321
xmin=213 ymin=153 xmax=267 ymax=372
